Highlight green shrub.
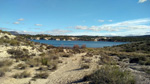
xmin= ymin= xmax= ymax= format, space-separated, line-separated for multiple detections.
xmin=40 ymin=56 xmax=57 ymax=69
xmin=7 ymin=48 xmax=30 ymax=60
xmin=84 ymin=65 xmax=135 ymax=84
xmin=41 ymin=58 xmax=48 ymax=66
xmin=9 ymin=39 xmax=20 ymax=46
xmin=26 ymin=56 xmax=57 ymax=71
xmin=0 ymin=37 xmax=20 ymax=46
xmin=7 ymin=49 xmax=24 ymax=57
xmin=0 ymin=37 xmax=9 ymax=44
xmin=130 ymin=56 xmax=150 ymax=65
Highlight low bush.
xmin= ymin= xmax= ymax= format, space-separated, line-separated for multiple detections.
xmin=46 ymin=45 xmax=55 ymax=49
xmin=73 ymin=45 xmax=80 ymax=49
xmin=0 ymin=60 xmax=13 ymax=67
xmin=33 ymin=72 xmax=49 ymax=79
xmin=39 ymin=53 xmax=46 ymax=56
xmin=0 ymin=60 xmax=12 ymax=77
xmin=7 ymin=48 xmax=30 ymax=61
xmin=0 ymin=38 xmax=6 ymax=45
xmin=0 ymin=67 xmax=11 ymax=77
xmin=62 ymin=54 xmax=70 ymax=57
xmin=81 ymin=45 xmax=86 ymax=49
xmin=40 ymin=56 xmax=58 ymax=68
xmin=26 ymin=58 xmax=40 ymax=67
xmin=98 ymin=54 xmax=113 ymax=65
xmin=7 ymin=48 xmax=23 ymax=56
xmin=41 ymin=58 xmax=49 ymax=66
xmin=15 ymin=63 xmax=27 ymax=70
xmin=0 ymin=69 xmax=5 ymax=77
xmin=41 ymin=58 xmax=57 ymax=70
xmin=9 ymin=39 xmax=20 ymax=46
xmin=141 ymin=67 xmax=150 ymax=74
xmin=84 ymin=65 xmax=135 ymax=84
xmin=37 ymin=66 xmax=48 ymax=71
xmin=47 ymin=63 xmax=57 ymax=70
xmin=81 ymin=64 xmax=90 ymax=69
xmin=13 ymin=71 xmax=31 ymax=79
xmin=0 ymin=37 xmax=20 ymax=46
xmin=82 ymin=58 xmax=91 ymax=63
xmin=129 ymin=56 xmax=150 ymax=65
xmin=56 ymin=47 xmax=64 ymax=52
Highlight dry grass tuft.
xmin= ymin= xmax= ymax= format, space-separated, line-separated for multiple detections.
xmin=13 ymin=71 xmax=31 ymax=79
xmin=33 ymin=72 xmax=49 ymax=79
xmin=15 ymin=63 xmax=27 ymax=70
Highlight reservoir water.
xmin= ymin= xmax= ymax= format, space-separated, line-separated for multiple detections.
xmin=31 ymin=40 xmax=128 ymax=48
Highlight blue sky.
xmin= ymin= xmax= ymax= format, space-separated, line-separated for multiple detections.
xmin=0 ymin=0 xmax=150 ymax=36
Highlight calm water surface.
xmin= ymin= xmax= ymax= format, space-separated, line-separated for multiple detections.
xmin=31 ymin=40 xmax=128 ymax=48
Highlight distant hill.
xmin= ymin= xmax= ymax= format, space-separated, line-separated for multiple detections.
xmin=140 ymin=35 xmax=150 ymax=37
xmin=126 ymin=35 xmax=150 ymax=37
xmin=8 ymin=31 xmax=19 ymax=35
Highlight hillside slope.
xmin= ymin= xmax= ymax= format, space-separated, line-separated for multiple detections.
xmin=0 ymin=30 xmax=150 ymax=84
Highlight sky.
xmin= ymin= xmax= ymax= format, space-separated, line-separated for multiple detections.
xmin=0 ymin=0 xmax=150 ymax=36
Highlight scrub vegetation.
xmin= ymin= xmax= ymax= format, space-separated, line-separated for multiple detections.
xmin=0 ymin=30 xmax=150 ymax=84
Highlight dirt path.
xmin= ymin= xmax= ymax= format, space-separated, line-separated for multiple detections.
xmin=44 ymin=53 xmax=91 ymax=84
xmin=0 ymin=53 xmax=96 ymax=84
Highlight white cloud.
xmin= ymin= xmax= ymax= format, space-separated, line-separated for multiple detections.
xmin=74 ymin=18 xmax=150 ymax=36
xmin=117 ymin=19 xmax=150 ymax=26
xmin=12 ymin=18 xmax=150 ymax=36
xmin=35 ymin=24 xmax=42 ymax=26
xmin=18 ymin=29 xmax=72 ymax=35
xmin=17 ymin=31 xmax=39 ymax=35
xmin=47 ymin=29 xmax=72 ymax=35
xmin=13 ymin=22 xmax=20 ymax=24
xmin=145 ymin=31 xmax=150 ymax=34
xmin=89 ymin=26 xmax=100 ymax=31
xmin=138 ymin=0 xmax=147 ymax=3
xmin=18 ymin=18 xmax=24 ymax=21
xmin=75 ymin=25 xmax=88 ymax=30
xmin=98 ymin=20 xmax=104 ymax=22
xmin=67 ymin=31 xmax=119 ymax=36
xmin=108 ymin=20 xmax=113 ymax=22
xmin=128 ymin=25 xmax=150 ymax=29
xmin=88 ymin=25 xmax=119 ymax=32
xmin=105 ymin=18 xmax=150 ymax=30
